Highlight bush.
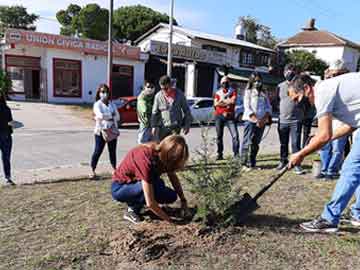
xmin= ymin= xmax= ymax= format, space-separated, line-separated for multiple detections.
xmin=0 ymin=69 xmax=12 ymax=97
xmin=181 ymin=126 xmax=242 ymax=226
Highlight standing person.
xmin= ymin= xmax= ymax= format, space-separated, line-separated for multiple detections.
xmin=137 ymin=82 xmax=155 ymax=144
xmin=301 ymin=100 xmax=316 ymax=148
xmin=214 ymin=76 xmax=239 ymax=160
xmin=241 ymin=72 xmax=272 ymax=171
xmin=317 ymin=60 xmax=350 ymax=180
xmin=111 ymin=135 xmax=190 ymax=224
xmin=90 ymin=84 xmax=120 ymax=180
xmin=0 ymin=92 xmax=15 ymax=185
xmin=151 ymin=75 xmax=192 ymax=141
xmin=276 ymin=64 xmax=305 ymax=174
xmin=288 ymin=73 xmax=360 ymax=233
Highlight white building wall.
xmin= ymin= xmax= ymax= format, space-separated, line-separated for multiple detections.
xmin=286 ymin=46 xmax=345 ymax=67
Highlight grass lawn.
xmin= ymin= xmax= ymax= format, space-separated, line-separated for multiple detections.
xmin=1 ymin=156 xmax=359 ymax=270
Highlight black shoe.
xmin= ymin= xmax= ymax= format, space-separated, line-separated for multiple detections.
xmin=216 ymin=155 xmax=224 ymax=161
xmin=325 ymin=174 xmax=339 ymax=180
xmin=276 ymin=162 xmax=287 ymax=171
xmin=300 ymin=217 xmax=338 ymax=233
xmin=315 ymin=173 xmax=326 ymax=179
xmin=4 ymin=178 xmax=15 ymax=186
xmin=123 ymin=208 xmax=143 ymax=224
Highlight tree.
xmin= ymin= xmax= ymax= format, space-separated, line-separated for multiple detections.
xmin=113 ymin=5 xmax=177 ymax=42
xmin=0 ymin=69 xmax=12 ymax=97
xmin=0 ymin=5 xmax=38 ymax=36
xmin=238 ymin=16 xmax=277 ymax=49
xmin=285 ymin=50 xmax=328 ymax=76
xmin=56 ymin=4 xmax=108 ymax=41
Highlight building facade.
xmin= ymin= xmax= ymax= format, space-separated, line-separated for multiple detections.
xmin=135 ymin=23 xmax=281 ymax=98
xmin=2 ymin=29 xmax=148 ymax=103
xmin=278 ymin=19 xmax=360 ymax=72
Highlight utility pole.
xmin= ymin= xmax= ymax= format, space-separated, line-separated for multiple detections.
xmin=167 ymin=0 xmax=174 ymax=77
xmin=107 ymin=0 xmax=114 ymax=98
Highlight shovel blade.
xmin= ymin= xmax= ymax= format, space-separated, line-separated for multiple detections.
xmin=233 ymin=193 xmax=260 ymax=224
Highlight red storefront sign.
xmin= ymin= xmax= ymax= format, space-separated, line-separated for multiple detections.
xmin=5 ymin=29 xmax=140 ymax=60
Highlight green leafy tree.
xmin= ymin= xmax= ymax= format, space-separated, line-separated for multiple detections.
xmin=0 ymin=5 xmax=38 ymax=36
xmin=56 ymin=4 xmax=108 ymax=40
xmin=238 ymin=16 xmax=277 ymax=49
xmin=0 ymin=69 xmax=12 ymax=97
xmin=285 ymin=50 xmax=328 ymax=76
xmin=113 ymin=5 xmax=177 ymax=42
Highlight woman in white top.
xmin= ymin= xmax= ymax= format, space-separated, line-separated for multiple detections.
xmin=90 ymin=84 xmax=120 ymax=180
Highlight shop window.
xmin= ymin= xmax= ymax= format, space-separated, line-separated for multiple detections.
xmin=112 ymin=65 xmax=134 ymax=98
xmin=53 ymin=59 xmax=81 ymax=98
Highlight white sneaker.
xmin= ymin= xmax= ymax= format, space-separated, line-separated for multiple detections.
xmin=241 ymin=166 xmax=252 ymax=173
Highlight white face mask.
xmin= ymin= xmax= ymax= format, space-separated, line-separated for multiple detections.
xmin=100 ymin=92 xmax=108 ymax=101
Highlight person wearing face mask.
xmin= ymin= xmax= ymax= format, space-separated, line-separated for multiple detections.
xmin=241 ymin=72 xmax=272 ymax=171
xmin=137 ymin=82 xmax=156 ymax=144
xmin=287 ymin=72 xmax=360 ymax=233
xmin=151 ymin=75 xmax=193 ymax=141
xmin=90 ymin=84 xmax=120 ymax=180
xmin=213 ymin=76 xmax=239 ymax=160
xmin=276 ymin=64 xmax=305 ymax=174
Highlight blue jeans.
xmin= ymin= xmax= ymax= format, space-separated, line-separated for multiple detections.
xmin=111 ymin=176 xmax=177 ymax=213
xmin=91 ymin=135 xmax=117 ymax=170
xmin=241 ymin=121 xmax=265 ymax=167
xmin=0 ymin=133 xmax=12 ymax=179
xmin=320 ymin=136 xmax=348 ymax=176
xmin=321 ymin=133 xmax=360 ymax=225
xmin=278 ymin=121 xmax=302 ymax=163
xmin=137 ymin=126 xmax=153 ymax=144
xmin=215 ymin=115 xmax=239 ymax=157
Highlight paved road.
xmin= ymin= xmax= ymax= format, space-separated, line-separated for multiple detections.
xmin=7 ymin=101 xmax=283 ymax=182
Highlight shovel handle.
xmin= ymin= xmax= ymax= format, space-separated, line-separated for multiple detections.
xmin=253 ymin=165 xmax=288 ymax=201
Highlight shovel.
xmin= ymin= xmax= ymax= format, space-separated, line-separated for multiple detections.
xmin=227 ymin=165 xmax=289 ymax=224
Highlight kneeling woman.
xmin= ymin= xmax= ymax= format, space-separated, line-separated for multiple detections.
xmin=111 ymin=135 xmax=189 ymax=224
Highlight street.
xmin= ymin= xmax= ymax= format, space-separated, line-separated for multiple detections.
xmin=8 ymin=101 xmax=282 ymax=183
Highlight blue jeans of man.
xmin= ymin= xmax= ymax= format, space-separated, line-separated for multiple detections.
xmin=91 ymin=134 xmax=117 ymax=170
xmin=241 ymin=121 xmax=265 ymax=167
xmin=278 ymin=121 xmax=302 ymax=163
xmin=321 ymin=132 xmax=360 ymax=225
xmin=320 ymin=136 xmax=348 ymax=176
xmin=215 ymin=115 xmax=239 ymax=157
xmin=0 ymin=133 xmax=12 ymax=179
xmin=137 ymin=126 xmax=153 ymax=144
xmin=111 ymin=176 xmax=178 ymax=213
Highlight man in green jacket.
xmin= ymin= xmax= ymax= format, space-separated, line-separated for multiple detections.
xmin=151 ymin=75 xmax=193 ymax=141
xmin=137 ymin=82 xmax=155 ymax=143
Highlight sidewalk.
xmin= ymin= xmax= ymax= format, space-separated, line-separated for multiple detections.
xmin=10 ymin=162 xmax=113 ymax=185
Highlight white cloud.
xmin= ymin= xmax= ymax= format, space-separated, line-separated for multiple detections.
xmin=0 ymin=0 xmax=208 ymax=34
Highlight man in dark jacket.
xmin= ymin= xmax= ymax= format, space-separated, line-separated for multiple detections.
xmin=0 ymin=92 xmax=15 ymax=185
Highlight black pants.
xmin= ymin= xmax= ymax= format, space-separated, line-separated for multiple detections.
xmin=215 ymin=115 xmax=240 ymax=157
xmin=302 ymin=118 xmax=313 ymax=148
xmin=91 ymin=134 xmax=117 ymax=170
xmin=0 ymin=133 xmax=12 ymax=179
xmin=278 ymin=122 xmax=302 ymax=163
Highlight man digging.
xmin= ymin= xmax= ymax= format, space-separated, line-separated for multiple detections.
xmin=288 ymin=73 xmax=360 ymax=233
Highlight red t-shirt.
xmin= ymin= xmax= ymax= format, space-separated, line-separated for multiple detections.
xmin=112 ymin=145 xmax=159 ymax=183
xmin=214 ymin=88 xmax=237 ymax=116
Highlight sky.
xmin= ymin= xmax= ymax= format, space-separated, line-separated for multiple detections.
xmin=1 ymin=0 xmax=359 ymax=43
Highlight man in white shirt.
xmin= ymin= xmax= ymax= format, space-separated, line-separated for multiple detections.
xmin=287 ymin=72 xmax=360 ymax=233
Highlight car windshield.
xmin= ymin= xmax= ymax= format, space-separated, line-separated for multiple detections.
xmin=113 ymin=98 xmax=128 ymax=108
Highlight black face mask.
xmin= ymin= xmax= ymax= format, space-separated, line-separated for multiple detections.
xmin=222 ymin=82 xmax=230 ymax=89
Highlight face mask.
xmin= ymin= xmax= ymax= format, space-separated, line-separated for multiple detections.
xmin=284 ymin=70 xmax=295 ymax=82
xmin=222 ymin=82 xmax=230 ymax=89
xmin=100 ymin=92 xmax=108 ymax=101
xmin=143 ymin=87 xmax=155 ymax=96
xmin=253 ymin=81 xmax=262 ymax=90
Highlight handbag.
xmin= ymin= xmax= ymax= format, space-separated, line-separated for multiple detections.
xmin=101 ymin=125 xmax=120 ymax=142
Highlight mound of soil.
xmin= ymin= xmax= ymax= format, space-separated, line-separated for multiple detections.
xmin=108 ymin=208 xmax=243 ymax=268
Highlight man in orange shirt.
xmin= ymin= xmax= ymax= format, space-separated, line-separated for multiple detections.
xmin=214 ymin=76 xmax=239 ymax=160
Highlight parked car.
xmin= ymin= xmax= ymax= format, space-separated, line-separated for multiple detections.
xmin=187 ymin=97 xmax=215 ymax=124
xmin=113 ymin=96 xmax=138 ymax=125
